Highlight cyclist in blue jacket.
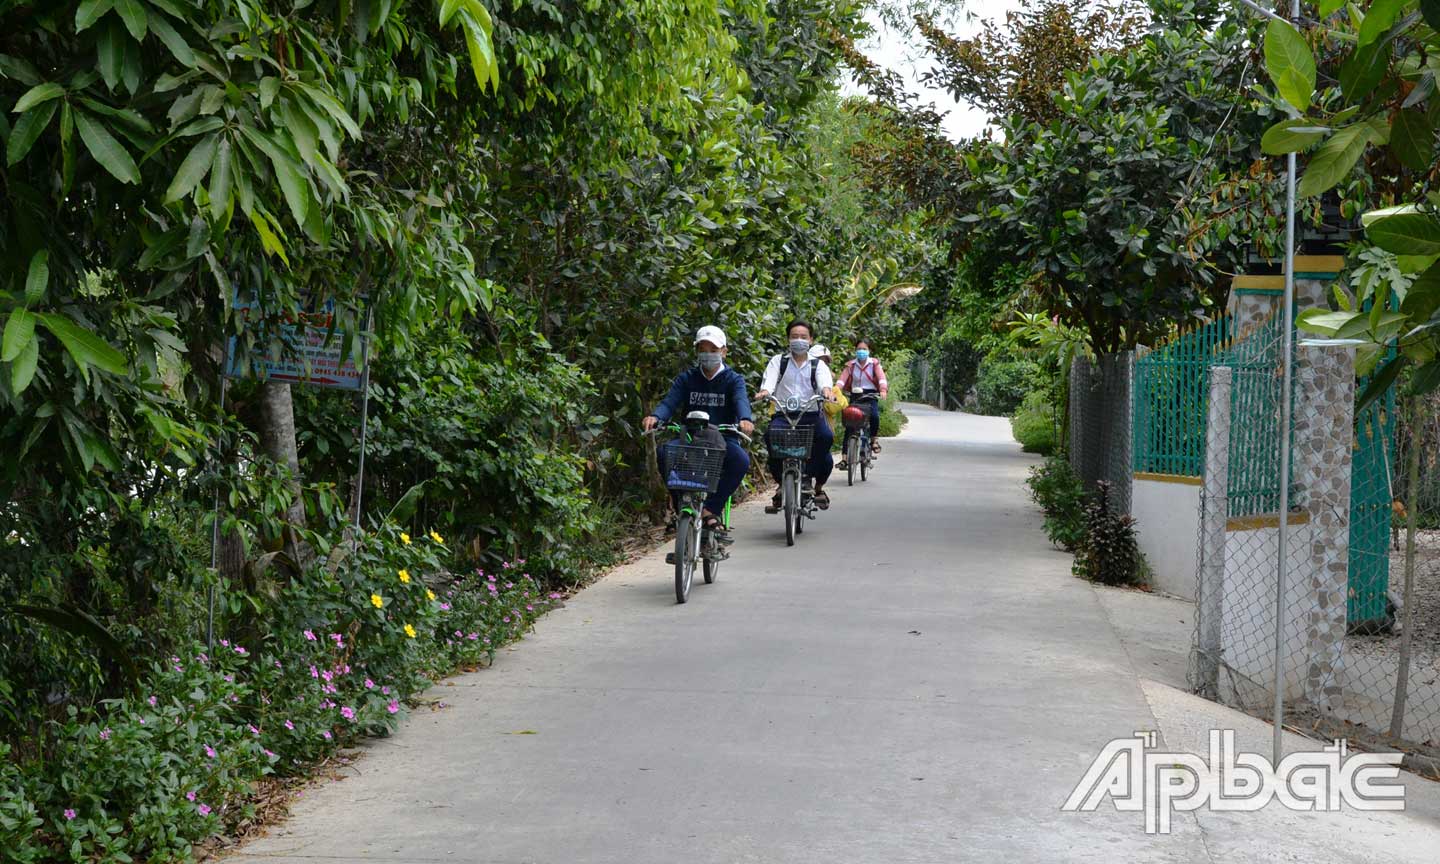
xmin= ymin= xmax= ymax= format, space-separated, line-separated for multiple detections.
xmin=642 ymin=326 xmax=755 ymax=540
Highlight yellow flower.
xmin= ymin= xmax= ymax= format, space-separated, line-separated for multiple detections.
xmin=404 ymin=623 xmax=417 ymax=639
xmin=426 ymin=589 xmax=436 ymax=601
xmin=398 ymin=569 xmax=411 ymax=584
xmin=400 ymin=532 xmax=411 ymax=545
xmin=370 ymin=593 xmax=384 ymax=608
xmin=429 ymin=530 xmax=444 ymax=544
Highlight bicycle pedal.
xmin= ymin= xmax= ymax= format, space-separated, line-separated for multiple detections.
xmin=665 ymin=552 xmax=676 ymax=564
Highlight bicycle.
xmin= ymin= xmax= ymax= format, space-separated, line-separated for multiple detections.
xmin=765 ymin=394 xmax=825 ymax=547
xmin=842 ymin=390 xmax=879 ymax=487
xmin=646 ymin=411 xmax=750 ymax=603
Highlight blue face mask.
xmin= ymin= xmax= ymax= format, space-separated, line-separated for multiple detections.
xmin=856 ymin=349 xmax=870 ymax=362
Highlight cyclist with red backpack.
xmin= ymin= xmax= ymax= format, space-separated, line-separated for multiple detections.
xmin=836 ymin=338 xmax=888 ymax=457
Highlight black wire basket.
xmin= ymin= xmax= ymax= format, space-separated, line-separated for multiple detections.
xmin=665 ymin=444 xmax=725 ymax=492
xmin=767 ymin=424 xmax=814 ymax=459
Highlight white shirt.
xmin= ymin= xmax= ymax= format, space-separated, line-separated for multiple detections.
xmin=760 ymin=353 xmax=833 ymax=406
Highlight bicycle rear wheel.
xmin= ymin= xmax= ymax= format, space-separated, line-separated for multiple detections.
xmin=674 ymin=513 xmax=697 ymax=603
xmin=861 ymin=437 xmax=870 ymax=482
xmin=783 ymin=472 xmax=797 ymax=547
xmin=703 ymin=537 xmax=720 ymax=584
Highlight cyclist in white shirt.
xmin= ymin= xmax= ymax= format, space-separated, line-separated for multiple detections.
xmin=755 ymin=319 xmax=836 ymax=511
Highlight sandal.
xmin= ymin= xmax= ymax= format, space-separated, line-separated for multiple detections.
xmin=702 ymin=514 xmax=733 ymax=545
xmin=813 ymin=489 xmax=830 ymax=510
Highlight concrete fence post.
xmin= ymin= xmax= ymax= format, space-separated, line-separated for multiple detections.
xmin=1197 ymin=365 xmax=1232 ymax=698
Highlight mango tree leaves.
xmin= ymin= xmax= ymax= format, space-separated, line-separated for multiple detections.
xmin=162 ymin=131 xmax=216 ymax=202
xmin=2 ymin=309 xmax=36 ymax=362
xmin=74 ymin=109 xmax=140 ymax=183
xmin=25 ymin=249 xmax=49 ymax=305
xmin=1265 ymin=18 xmax=1315 ymax=112
xmin=1423 ymin=0 xmax=1440 ymax=29
xmin=1367 ymin=212 xmax=1440 ymax=255
xmin=7 ymin=98 xmax=57 ymax=165
xmin=11 ymin=82 xmax=65 ymax=113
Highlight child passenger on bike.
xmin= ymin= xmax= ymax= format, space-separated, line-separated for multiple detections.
xmin=642 ymin=326 xmax=755 ymax=541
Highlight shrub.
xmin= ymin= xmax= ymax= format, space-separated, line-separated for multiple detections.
xmin=1010 ymin=389 xmax=1059 ymax=454
xmin=976 ymin=358 xmax=1042 ymax=415
xmin=3 ymin=524 xmax=560 ymax=863
xmin=1026 ymin=456 xmax=1088 ymax=552
xmin=1073 ymin=481 xmax=1148 ymax=587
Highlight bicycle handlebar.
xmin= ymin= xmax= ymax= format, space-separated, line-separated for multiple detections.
xmin=644 ymin=422 xmax=752 ymax=445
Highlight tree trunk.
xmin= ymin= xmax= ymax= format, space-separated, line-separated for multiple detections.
xmin=257 ymin=379 xmax=308 ymax=568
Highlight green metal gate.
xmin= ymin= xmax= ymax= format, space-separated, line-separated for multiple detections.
xmin=1348 ymin=374 xmax=1396 ymax=628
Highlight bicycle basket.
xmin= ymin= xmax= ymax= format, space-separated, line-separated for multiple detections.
xmin=767 ymin=424 xmax=814 ymax=459
xmin=666 ymin=444 xmax=725 ymax=492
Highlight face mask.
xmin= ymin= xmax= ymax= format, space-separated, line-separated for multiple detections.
xmin=789 ymin=338 xmax=811 ymax=356
xmin=856 ymin=349 xmax=870 ymax=362
xmin=697 ymin=352 xmax=723 ymax=372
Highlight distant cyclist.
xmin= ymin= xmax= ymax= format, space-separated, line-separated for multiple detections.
xmin=836 ymin=338 xmax=888 ymax=455
xmin=755 ymin=319 xmax=835 ymax=512
xmin=642 ymin=326 xmax=755 ymax=540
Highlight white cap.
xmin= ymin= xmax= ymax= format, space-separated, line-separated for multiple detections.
xmin=694 ymin=325 xmax=727 ymax=349
xmin=808 ymin=343 xmax=830 ymax=360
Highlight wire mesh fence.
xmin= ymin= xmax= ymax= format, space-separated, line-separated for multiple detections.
xmin=1188 ymin=326 xmax=1440 ymax=768
xmin=1069 ymin=351 xmax=1133 ymax=515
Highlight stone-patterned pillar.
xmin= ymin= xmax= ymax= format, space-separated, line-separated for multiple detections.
xmin=1291 ymin=304 xmax=1355 ymax=709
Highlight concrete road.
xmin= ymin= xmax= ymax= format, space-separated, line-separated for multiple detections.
xmin=229 ymin=404 xmax=1440 ymax=864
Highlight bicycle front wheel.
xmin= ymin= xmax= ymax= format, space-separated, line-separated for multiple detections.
xmin=846 ymin=436 xmax=859 ymax=487
xmin=783 ymin=473 xmax=797 ymax=547
xmin=674 ymin=513 xmax=697 ymax=603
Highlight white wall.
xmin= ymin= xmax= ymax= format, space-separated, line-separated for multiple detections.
xmin=1219 ymin=521 xmax=1318 ymax=704
xmin=1131 ymin=477 xmax=1201 ymax=600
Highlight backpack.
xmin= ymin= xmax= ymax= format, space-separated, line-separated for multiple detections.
xmin=777 ymin=354 xmax=819 ymax=391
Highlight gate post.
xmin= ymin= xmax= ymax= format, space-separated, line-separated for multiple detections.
xmin=1196 ymin=366 xmax=1232 ymax=699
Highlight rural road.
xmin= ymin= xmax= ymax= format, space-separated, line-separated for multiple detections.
xmin=229 ymin=404 xmax=1440 ymax=863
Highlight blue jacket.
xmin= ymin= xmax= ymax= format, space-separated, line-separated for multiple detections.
xmin=652 ymin=365 xmax=752 ymax=427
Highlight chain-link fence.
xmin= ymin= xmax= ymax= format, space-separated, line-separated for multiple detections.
xmin=1069 ymin=351 xmax=1133 ymax=515
xmin=1188 ymin=323 xmax=1440 ymax=767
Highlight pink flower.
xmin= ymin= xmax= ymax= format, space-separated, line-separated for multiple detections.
xmin=197 ymin=653 xmax=209 ymax=663
xmin=322 ymin=730 xmax=332 ymax=740
xmin=440 ymin=603 xmax=451 ymax=611
xmin=148 ymin=695 xmax=157 ymax=706
xmin=63 ymin=808 xmax=77 ymax=820
xmin=381 ymin=686 xmax=391 ymax=695
xmin=467 ymin=633 xmax=478 ymax=641
xmin=274 ymin=660 xmax=283 ymax=669
xmin=220 ymin=639 xmax=229 ymax=647
xmin=304 ymin=630 xmax=316 ymax=641
xmin=364 ymin=679 xmax=374 ymax=689
xmin=205 ymin=745 xmax=217 ymax=759
xmin=284 ymin=720 xmax=294 ymax=731
xmin=99 ymin=728 xmax=111 ymax=741
xmin=138 ymin=716 xmax=146 ymax=725
xmin=309 ymin=665 xmax=319 ymax=679
xmin=321 ymin=669 xmax=333 ymax=682
xmin=186 ymin=791 xmax=197 ymax=802
xmin=198 ymin=803 xmax=211 ymax=816
xmin=264 ymin=748 xmax=277 ymax=758
xmin=234 ymin=646 xmax=248 ymax=656
xmin=386 ymin=700 xmax=399 ymax=714
xmin=248 ymin=724 xmax=260 ymax=736
xmin=224 ymin=674 xmax=234 ymax=683
xmin=340 ymin=706 xmax=355 ymax=721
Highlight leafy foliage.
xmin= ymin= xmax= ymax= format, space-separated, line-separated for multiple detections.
xmin=1025 ymin=455 xmax=1087 ymax=551
xmin=1011 ymin=389 xmax=1059 ymax=455
xmin=1072 ymin=480 xmax=1146 ymax=586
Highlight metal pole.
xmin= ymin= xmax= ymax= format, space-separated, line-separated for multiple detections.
xmin=206 ymin=376 xmax=228 ymax=651
xmin=1270 ymin=0 xmax=1301 ymax=767
xmin=353 ymin=318 xmax=372 ymax=532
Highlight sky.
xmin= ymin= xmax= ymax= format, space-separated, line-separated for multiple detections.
xmin=843 ymin=0 xmax=1022 ymax=142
